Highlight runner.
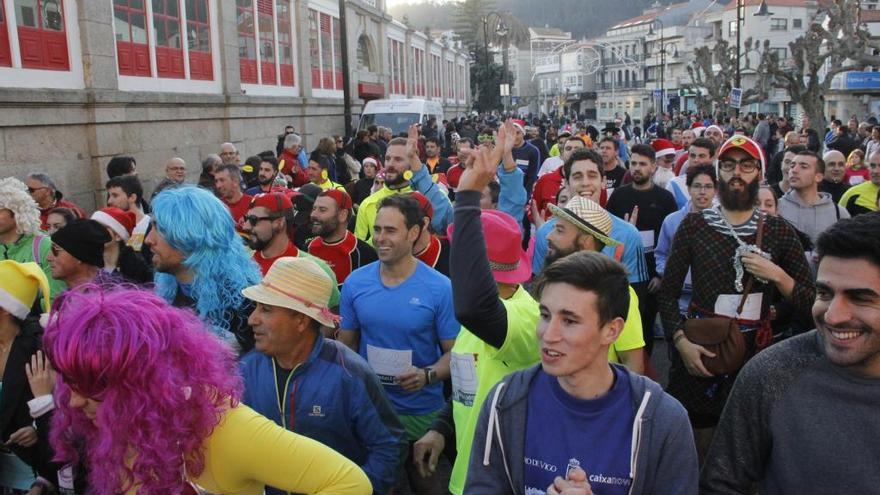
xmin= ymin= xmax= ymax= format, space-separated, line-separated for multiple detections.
xmin=43 ymin=286 xmax=372 ymax=495
xmin=240 ymin=257 xmax=406 ymax=495
xmin=147 ymin=185 xmax=261 ymax=352
xmin=339 ymin=194 xmax=459 ymax=495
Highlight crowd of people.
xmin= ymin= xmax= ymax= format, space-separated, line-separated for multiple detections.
xmin=0 ymin=108 xmax=878 ymax=495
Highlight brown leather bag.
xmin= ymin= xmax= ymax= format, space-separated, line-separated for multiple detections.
xmin=682 ymin=214 xmax=764 ymax=376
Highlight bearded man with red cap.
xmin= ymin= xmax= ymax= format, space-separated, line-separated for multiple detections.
xmin=658 ymin=135 xmax=815 ymax=464
xmin=242 ymin=192 xmax=340 ymax=304
xmin=308 ymin=189 xmax=377 ymax=287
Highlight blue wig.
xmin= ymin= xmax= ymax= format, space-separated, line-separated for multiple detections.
xmin=151 ymin=186 xmax=260 ymax=340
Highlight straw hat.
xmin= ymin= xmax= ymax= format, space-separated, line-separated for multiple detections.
xmin=241 ymin=256 xmax=340 ymax=327
xmin=549 ymin=196 xmax=621 ymax=247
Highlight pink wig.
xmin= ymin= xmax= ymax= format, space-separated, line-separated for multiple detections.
xmin=44 ymin=285 xmax=242 ymax=494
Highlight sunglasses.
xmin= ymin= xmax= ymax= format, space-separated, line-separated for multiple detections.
xmin=50 ymin=244 xmax=64 ymax=256
xmin=244 ymin=214 xmax=280 ymax=226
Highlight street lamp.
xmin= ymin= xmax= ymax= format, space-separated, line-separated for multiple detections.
xmin=735 ymin=0 xmax=774 ymax=114
xmin=648 ymin=18 xmax=669 ymax=114
xmin=482 ymin=11 xmax=509 ymax=112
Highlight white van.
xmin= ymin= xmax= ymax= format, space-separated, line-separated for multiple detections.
xmin=357 ymin=99 xmax=444 ymax=136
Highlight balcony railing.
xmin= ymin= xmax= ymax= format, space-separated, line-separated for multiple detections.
xmin=596 ymin=81 xmax=646 ymax=90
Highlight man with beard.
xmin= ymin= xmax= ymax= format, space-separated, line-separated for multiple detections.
xmin=658 ymin=135 xmax=815 ymax=464
xmin=701 ymin=213 xmax=880 ymax=494
xmin=532 ymin=149 xmax=649 ymax=290
xmin=606 ymin=144 xmax=678 ymax=355
xmin=704 ymin=125 xmax=725 ymax=150
xmin=308 ymin=189 xmax=377 ymax=287
xmin=245 ymin=156 xmax=281 ymax=196
xmin=819 ymin=150 xmax=850 ymax=203
xmin=355 ymin=126 xmax=452 ymax=245
xmin=546 ymin=196 xmax=646 ymax=373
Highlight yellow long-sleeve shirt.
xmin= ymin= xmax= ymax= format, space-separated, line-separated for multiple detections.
xmin=180 ymin=405 xmax=371 ymax=495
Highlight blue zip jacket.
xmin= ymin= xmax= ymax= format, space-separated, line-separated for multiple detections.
xmin=465 ymin=364 xmax=698 ymax=495
xmin=240 ymin=334 xmax=407 ymax=495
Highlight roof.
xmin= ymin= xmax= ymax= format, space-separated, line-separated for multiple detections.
xmin=529 ymin=26 xmax=572 ymax=40
xmin=609 ymin=2 xmax=691 ymax=30
xmin=723 ymin=0 xmax=819 ymax=11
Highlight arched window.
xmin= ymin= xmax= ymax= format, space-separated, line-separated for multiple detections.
xmin=357 ymin=34 xmax=374 ymax=72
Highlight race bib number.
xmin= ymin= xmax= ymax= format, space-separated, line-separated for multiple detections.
xmin=366 ymin=345 xmax=412 ymax=385
xmin=639 ymin=230 xmax=655 ymax=251
xmin=450 ymin=352 xmax=478 ymax=407
xmin=714 ymin=293 xmax=763 ymax=320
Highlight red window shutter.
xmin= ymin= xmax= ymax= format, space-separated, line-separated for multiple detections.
xmin=257 ymin=0 xmax=273 ymax=16
xmin=0 ymin=0 xmax=10 ymax=67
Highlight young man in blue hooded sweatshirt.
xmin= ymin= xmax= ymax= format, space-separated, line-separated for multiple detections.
xmin=465 ymin=248 xmax=698 ymax=495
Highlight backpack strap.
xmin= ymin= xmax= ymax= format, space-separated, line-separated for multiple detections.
xmin=32 ymin=234 xmax=46 ymax=262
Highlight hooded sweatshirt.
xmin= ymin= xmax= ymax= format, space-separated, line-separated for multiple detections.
xmin=777 ymin=190 xmax=849 ymax=245
xmin=464 ymin=364 xmax=698 ymax=495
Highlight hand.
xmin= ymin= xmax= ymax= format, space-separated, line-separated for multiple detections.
xmin=396 ymin=367 xmax=427 ymax=393
xmin=647 ymin=276 xmax=662 ymax=294
xmin=740 ymin=251 xmax=781 ymax=283
xmin=406 ymin=123 xmax=421 ymax=159
xmin=499 ymin=119 xmax=516 ymax=155
xmin=531 ymin=199 xmax=546 ymax=229
xmin=7 ymin=426 xmax=37 ymax=447
xmin=675 ymin=333 xmax=716 ymax=378
xmin=457 ymin=144 xmax=498 ymax=193
xmin=547 ymin=467 xmax=593 ymax=495
xmin=624 ymin=205 xmax=639 ymax=225
xmin=26 ymin=350 xmax=56 ymax=398
xmin=413 ymin=430 xmax=445 ymax=478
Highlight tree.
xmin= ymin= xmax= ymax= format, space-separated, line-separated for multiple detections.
xmin=759 ymin=0 xmax=880 ymax=136
xmin=471 ymin=63 xmax=512 ymax=112
xmin=684 ymin=37 xmax=772 ymax=116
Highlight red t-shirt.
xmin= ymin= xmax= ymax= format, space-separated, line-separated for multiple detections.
xmin=252 ymin=241 xmax=299 ymax=275
xmin=224 ymin=193 xmax=253 ymax=229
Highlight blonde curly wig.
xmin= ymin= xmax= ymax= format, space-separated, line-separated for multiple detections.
xmin=0 ymin=177 xmax=42 ymax=235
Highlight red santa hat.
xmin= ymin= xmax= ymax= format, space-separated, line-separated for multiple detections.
xmin=90 ymin=207 xmax=136 ymax=242
xmin=651 ymin=139 xmax=677 ymax=158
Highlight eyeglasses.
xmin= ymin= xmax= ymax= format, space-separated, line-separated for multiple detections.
xmin=27 ymin=186 xmax=47 ymax=193
xmin=244 ymin=214 xmax=279 ymax=226
xmin=718 ymin=158 xmax=759 ymax=173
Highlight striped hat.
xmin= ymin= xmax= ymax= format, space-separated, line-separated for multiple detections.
xmin=549 ymin=196 xmax=620 ymax=247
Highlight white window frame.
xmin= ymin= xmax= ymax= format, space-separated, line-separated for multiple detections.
xmin=0 ymin=0 xmax=85 ymax=89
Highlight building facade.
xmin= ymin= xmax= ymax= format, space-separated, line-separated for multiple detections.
xmin=0 ymin=0 xmax=470 ymax=210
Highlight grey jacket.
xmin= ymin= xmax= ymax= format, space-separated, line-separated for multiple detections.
xmin=464 ymin=364 xmax=699 ymax=495
xmin=777 ymin=190 xmax=849 ymax=244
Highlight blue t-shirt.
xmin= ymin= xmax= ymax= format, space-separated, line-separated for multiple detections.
xmin=531 ymin=216 xmax=649 ymax=284
xmin=523 ymin=367 xmax=635 ymax=495
xmin=340 ymin=261 xmax=460 ymax=415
